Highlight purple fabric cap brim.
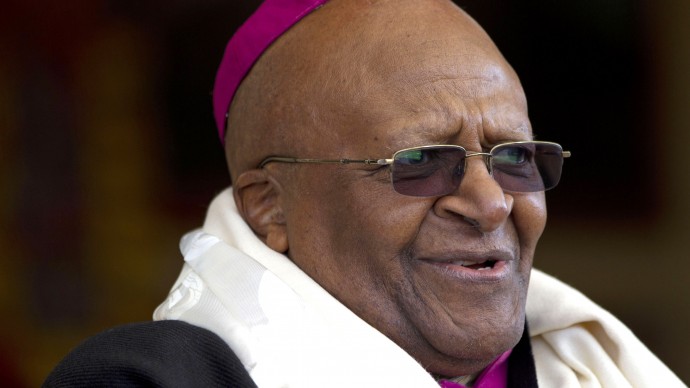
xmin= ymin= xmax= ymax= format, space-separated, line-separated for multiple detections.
xmin=212 ymin=0 xmax=329 ymax=143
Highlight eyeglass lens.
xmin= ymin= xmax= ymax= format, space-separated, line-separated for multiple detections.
xmin=391 ymin=142 xmax=565 ymax=197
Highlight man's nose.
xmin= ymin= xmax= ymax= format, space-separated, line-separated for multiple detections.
xmin=432 ymin=158 xmax=513 ymax=232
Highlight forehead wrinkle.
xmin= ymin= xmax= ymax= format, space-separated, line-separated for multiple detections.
xmin=392 ymin=59 xmax=519 ymax=103
xmin=358 ymin=44 xmax=523 ymax=145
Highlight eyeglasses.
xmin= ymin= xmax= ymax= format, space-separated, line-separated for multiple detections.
xmin=259 ymin=141 xmax=571 ymax=197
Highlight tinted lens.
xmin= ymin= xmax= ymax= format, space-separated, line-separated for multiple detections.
xmin=491 ymin=142 xmax=564 ymax=192
xmin=391 ymin=146 xmax=466 ymax=197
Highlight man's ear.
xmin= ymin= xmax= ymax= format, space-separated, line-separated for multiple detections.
xmin=233 ymin=169 xmax=288 ymax=253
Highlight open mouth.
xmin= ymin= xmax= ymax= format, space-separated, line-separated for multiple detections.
xmin=443 ymin=259 xmax=497 ymax=271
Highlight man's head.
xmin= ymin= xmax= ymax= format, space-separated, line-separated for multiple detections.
xmin=224 ymin=0 xmax=547 ymax=377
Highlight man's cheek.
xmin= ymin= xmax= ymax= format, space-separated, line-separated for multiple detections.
xmin=512 ymin=193 xmax=547 ymax=245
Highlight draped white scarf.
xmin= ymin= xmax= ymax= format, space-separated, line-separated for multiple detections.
xmin=154 ymin=188 xmax=683 ymax=388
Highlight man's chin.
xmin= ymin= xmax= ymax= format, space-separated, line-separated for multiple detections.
xmin=419 ymin=314 xmax=525 ymax=377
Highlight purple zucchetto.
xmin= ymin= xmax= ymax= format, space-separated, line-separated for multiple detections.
xmin=212 ymin=0 xmax=329 ymax=143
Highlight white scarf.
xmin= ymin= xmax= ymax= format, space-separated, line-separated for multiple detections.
xmin=154 ymin=188 xmax=684 ymax=388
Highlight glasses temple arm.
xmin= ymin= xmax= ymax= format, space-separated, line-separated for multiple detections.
xmin=259 ymin=157 xmax=393 ymax=168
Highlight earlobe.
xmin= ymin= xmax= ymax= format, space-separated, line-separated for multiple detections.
xmin=266 ymin=225 xmax=289 ymax=253
xmin=233 ymin=169 xmax=288 ymax=253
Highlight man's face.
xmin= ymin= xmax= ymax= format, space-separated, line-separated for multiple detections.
xmin=262 ymin=0 xmax=547 ymax=377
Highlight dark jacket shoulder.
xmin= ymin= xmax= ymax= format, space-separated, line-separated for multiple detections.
xmin=43 ymin=320 xmax=257 ymax=387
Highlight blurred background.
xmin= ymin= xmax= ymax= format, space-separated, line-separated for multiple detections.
xmin=1 ymin=0 xmax=688 ymax=386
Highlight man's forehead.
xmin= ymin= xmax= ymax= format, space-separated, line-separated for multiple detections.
xmin=305 ymin=4 xmax=520 ymax=131
xmin=285 ymin=1 xmax=515 ymax=101
xmin=275 ymin=2 xmax=512 ymax=93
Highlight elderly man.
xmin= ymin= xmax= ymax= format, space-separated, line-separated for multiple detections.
xmin=46 ymin=0 xmax=683 ymax=387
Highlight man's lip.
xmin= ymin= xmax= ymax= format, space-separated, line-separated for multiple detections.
xmin=416 ymin=250 xmax=516 ymax=280
xmin=418 ymin=250 xmax=515 ymax=264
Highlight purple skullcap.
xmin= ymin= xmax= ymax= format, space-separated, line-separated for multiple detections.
xmin=212 ymin=0 xmax=330 ymax=143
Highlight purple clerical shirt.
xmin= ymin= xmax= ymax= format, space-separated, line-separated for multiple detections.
xmin=438 ymin=350 xmax=511 ymax=388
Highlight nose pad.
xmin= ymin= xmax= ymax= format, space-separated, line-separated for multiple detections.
xmin=482 ymin=154 xmax=493 ymax=176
